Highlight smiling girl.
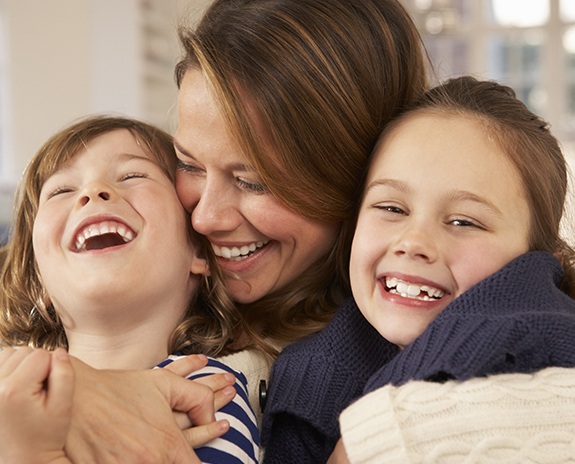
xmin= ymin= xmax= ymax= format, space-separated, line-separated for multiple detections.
xmin=264 ymin=76 xmax=575 ymax=463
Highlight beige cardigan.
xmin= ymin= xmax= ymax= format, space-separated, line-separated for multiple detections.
xmin=340 ymin=367 xmax=575 ymax=463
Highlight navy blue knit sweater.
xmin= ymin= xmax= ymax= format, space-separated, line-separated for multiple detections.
xmin=261 ymin=297 xmax=398 ymax=463
xmin=262 ymin=252 xmax=575 ymax=463
xmin=364 ymin=251 xmax=575 ymax=392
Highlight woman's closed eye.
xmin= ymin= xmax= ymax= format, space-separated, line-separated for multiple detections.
xmin=237 ymin=177 xmax=267 ymax=194
xmin=176 ymin=159 xmax=204 ymax=175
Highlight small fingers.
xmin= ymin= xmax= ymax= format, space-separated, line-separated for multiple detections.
xmin=0 ymin=347 xmax=35 ymax=376
xmin=183 ymin=419 xmax=230 ymax=448
xmin=193 ymin=372 xmax=236 ymax=392
xmin=164 ymin=354 xmax=209 ymax=377
xmin=213 ymin=385 xmax=236 ymax=412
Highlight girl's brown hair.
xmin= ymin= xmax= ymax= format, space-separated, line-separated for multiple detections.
xmin=375 ymin=76 xmax=575 ymax=297
xmin=175 ymin=0 xmax=430 ymax=357
xmin=0 ymin=115 xmax=232 ymax=353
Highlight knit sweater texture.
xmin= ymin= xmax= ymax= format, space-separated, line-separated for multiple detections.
xmin=340 ymin=367 xmax=575 ymax=463
xmin=261 ymin=297 xmax=399 ymax=463
xmin=364 ymin=251 xmax=575 ymax=393
xmin=263 ymin=252 xmax=575 ymax=463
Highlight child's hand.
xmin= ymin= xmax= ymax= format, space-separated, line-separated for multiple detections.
xmin=0 ymin=347 xmax=74 ymax=464
xmin=164 ymin=355 xmax=237 ymax=447
xmin=327 ymin=438 xmax=351 ymax=464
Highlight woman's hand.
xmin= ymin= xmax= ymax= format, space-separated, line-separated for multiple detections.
xmin=327 ymin=438 xmax=351 ymax=464
xmin=0 ymin=347 xmax=74 ymax=464
xmin=66 ymin=355 xmax=235 ymax=464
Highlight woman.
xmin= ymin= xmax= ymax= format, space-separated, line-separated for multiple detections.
xmin=172 ymin=0 xmax=428 ymax=423
xmin=56 ymin=0 xmax=430 ymax=461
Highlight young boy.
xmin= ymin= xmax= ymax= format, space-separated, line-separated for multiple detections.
xmin=0 ymin=116 xmax=260 ymax=463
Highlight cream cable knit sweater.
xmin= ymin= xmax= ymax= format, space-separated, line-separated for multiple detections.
xmin=340 ymin=367 xmax=575 ymax=463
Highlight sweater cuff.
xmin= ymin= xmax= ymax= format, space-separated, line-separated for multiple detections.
xmin=339 ymin=386 xmax=410 ymax=464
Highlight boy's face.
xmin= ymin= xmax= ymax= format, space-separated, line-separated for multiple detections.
xmin=350 ymin=112 xmax=531 ymax=348
xmin=33 ymin=129 xmax=202 ymax=321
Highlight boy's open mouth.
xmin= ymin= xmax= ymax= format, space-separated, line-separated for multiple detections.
xmin=73 ymin=220 xmax=135 ymax=252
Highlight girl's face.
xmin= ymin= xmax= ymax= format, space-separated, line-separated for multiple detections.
xmin=33 ymin=129 xmax=202 ymax=326
xmin=350 ymin=113 xmax=531 ymax=348
xmin=175 ymin=69 xmax=337 ymax=304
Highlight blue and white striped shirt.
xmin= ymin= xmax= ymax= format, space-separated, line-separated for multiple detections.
xmin=157 ymin=355 xmax=260 ymax=463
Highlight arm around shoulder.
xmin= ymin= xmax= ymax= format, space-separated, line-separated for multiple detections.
xmin=339 ymin=367 xmax=575 ymax=464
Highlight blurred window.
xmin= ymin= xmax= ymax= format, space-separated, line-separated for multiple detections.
xmin=404 ymin=0 xmax=575 ymax=142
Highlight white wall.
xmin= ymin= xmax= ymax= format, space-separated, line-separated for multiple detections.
xmin=0 ymin=0 xmax=211 ymax=227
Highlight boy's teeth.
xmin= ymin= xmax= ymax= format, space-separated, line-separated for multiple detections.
xmin=74 ymin=220 xmax=134 ymax=251
xmin=385 ymin=276 xmax=445 ymax=301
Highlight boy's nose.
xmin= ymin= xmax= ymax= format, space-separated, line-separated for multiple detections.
xmin=77 ymin=184 xmax=113 ymax=207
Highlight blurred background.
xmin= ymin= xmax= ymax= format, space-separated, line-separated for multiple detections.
xmin=0 ymin=0 xmax=574 ymax=242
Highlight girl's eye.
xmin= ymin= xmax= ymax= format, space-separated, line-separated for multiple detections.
xmin=237 ymin=177 xmax=267 ymax=194
xmin=176 ymin=159 xmax=203 ymax=174
xmin=46 ymin=186 xmax=74 ymax=199
xmin=374 ymin=204 xmax=407 ymax=215
xmin=449 ymin=218 xmax=485 ymax=230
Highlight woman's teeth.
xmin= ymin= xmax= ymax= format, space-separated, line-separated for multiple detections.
xmin=212 ymin=241 xmax=269 ymax=261
xmin=385 ymin=276 xmax=445 ymax=301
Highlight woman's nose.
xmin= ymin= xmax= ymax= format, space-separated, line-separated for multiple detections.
xmin=191 ymin=183 xmax=242 ymax=236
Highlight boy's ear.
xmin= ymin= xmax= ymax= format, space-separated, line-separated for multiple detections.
xmin=191 ymin=253 xmax=210 ymax=276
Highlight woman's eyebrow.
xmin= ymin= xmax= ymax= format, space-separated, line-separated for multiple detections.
xmin=173 ymin=139 xmax=255 ymax=172
xmin=173 ymin=140 xmax=193 ymax=159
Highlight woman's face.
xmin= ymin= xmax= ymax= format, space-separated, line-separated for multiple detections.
xmin=175 ymin=69 xmax=337 ymax=304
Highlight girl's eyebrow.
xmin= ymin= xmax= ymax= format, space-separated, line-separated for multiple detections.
xmin=365 ymin=178 xmax=410 ymax=194
xmin=447 ymin=190 xmax=504 ymax=217
xmin=366 ymin=178 xmax=503 ymax=216
xmin=117 ymin=152 xmax=156 ymax=164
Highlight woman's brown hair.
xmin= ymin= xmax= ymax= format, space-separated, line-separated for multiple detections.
xmin=175 ymin=0 xmax=430 ymax=357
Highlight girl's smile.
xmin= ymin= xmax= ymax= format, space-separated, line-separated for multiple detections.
xmin=350 ymin=111 xmax=531 ymax=348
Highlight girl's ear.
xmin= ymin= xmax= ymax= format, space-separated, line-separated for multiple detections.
xmin=191 ymin=253 xmax=210 ymax=276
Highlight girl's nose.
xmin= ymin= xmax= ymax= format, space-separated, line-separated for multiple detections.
xmin=392 ymin=226 xmax=438 ymax=263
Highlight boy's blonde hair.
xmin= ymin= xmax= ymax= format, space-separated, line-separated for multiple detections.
xmin=0 ymin=115 xmax=232 ymax=354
